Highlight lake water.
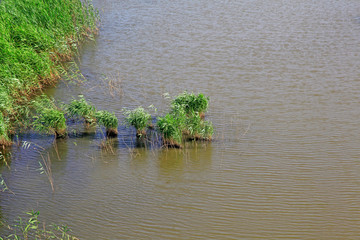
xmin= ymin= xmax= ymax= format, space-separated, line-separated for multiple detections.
xmin=1 ymin=0 xmax=360 ymax=239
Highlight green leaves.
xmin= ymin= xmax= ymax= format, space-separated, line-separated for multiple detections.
xmin=95 ymin=110 xmax=118 ymax=130
xmin=0 ymin=0 xmax=99 ymax=147
xmin=33 ymin=109 xmax=66 ymax=131
xmin=95 ymin=110 xmax=119 ymax=137
xmin=171 ymin=91 xmax=209 ymax=115
xmin=157 ymin=92 xmax=214 ymax=147
xmin=37 ymin=162 xmax=45 ymax=175
xmin=31 ymin=95 xmax=67 ymax=138
xmin=2 ymin=210 xmax=78 ymax=239
xmin=157 ymin=113 xmax=183 ymax=144
xmin=0 ymin=112 xmax=11 ymax=146
xmin=0 ymin=90 xmax=11 ymax=113
xmin=0 ymin=113 xmax=9 ymax=137
xmin=0 ymin=89 xmax=213 ymax=148
xmin=67 ymin=95 xmax=96 ymax=124
xmin=0 ymin=174 xmax=13 ymax=194
xmin=123 ymin=107 xmax=151 ymax=136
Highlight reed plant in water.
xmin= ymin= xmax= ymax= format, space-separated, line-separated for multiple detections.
xmin=171 ymin=91 xmax=209 ymax=118
xmin=183 ymin=111 xmax=214 ymax=141
xmin=31 ymin=96 xmax=67 ymax=138
xmin=0 ymin=210 xmax=78 ymax=240
xmin=95 ymin=110 xmax=119 ymax=137
xmin=156 ymin=113 xmax=183 ymax=148
xmin=67 ymin=95 xmax=96 ymax=127
xmin=157 ymin=92 xmax=214 ymax=148
xmin=123 ymin=107 xmax=151 ymax=138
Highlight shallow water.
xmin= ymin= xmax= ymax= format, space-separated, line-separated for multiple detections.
xmin=1 ymin=0 xmax=360 ymax=239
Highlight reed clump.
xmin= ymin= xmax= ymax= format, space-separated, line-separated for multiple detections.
xmin=156 ymin=113 xmax=184 ymax=148
xmin=157 ymin=92 xmax=214 ymax=148
xmin=67 ymin=95 xmax=97 ymax=127
xmin=124 ymin=107 xmax=152 ymax=138
xmin=0 ymin=210 xmax=78 ymax=239
xmin=0 ymin=0 xmax=99 ymax=147
xmin=27 ymin=95 xmax=118 ymax=140
xmin=32 ymin=96 xmax=67 ymax=138
xmin=183 ymin=111 xmax=214 ymax=141
xmin=66 ymin=96 xmax=119 ymax=138
xmin=171 ymin=91 xmax=209 ymax=119
xmin=95 ymin=110 xmax=119 ymax=137
xmin=120 ymin=93 xmax=214 ymax=148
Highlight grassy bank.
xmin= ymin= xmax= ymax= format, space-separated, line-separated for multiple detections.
xmin=0 ymin=0 xmax=99 ymax=147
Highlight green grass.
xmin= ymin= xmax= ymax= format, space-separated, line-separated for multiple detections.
xmin=183 ymin=111 xmax=214 ymax=141
xmin=157 ymin=92 xmax=214 ymax=148
xmin=67 ymin=95 xmax=96 ymax=126
xmin=0 ymin=0 xmax=98 ymax=147
xmin=95 ymin=110 xmax=119 ymax=137
xmin=171 ymin=91 xmax=209 ymax=116
xmin=0 ymin=113 xmax=11 ymax=147
xmin=0 ymin=210 xmax=78 ymax=240
xmin=31 ymin=95 xmax=67 ymax=138
xmin=124 ymin=107 xmax=152 ymax=137
xmin=157 ymin=113 xmax=183 ymax=148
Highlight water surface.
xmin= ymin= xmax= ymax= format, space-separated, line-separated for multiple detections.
xmin=1 ymin=0 xmax=360 ymax=239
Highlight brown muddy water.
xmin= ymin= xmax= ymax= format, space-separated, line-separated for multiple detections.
xmin=1 ymin=0 xmax=360 ymax=239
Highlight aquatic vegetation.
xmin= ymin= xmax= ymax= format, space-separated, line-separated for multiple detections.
xmin=0 ymin=0 xmax=98 ymax=147
xmin=0 ymin=113 xmax=11 ymax=148
xmin=156 ymin=113 xmax=183 ymax=148
xmin=67 ymin=95 xmax=96 ymax=126
xmin=123 ymin=107 xmax=152 ymax=137
xmin=31 ymin=96 xmax=67 ymax=138
xmin=0 ymin=174 xmax=14 ymax=194
xmin=32 ymin=108 xmax=67 ymax=138
xmin=183 ymin=111 xmax=214 ymax=141
xmin=171 ymin=91 xmax=209 ymax=117
xmin=200 ymin=120 xmax=214 ymax=140
xmin=183 ymin=111 xmax=203 ymax=140
xmin=0 ymin=210 xmax=78 ymax=240
xmin=95 ymin=110 xmax=119 ymax=137
xmin=157 ymin=92 xmax=214 ymax=148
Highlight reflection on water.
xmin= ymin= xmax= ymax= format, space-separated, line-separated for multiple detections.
xmin=157 ymin=144 xmax=213 ymax=180
xmin=1 ymin=0 xmax=360 ymax=238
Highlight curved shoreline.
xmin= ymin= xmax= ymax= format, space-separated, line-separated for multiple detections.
xmin=0 ymin=0 xmax=99 ymax=148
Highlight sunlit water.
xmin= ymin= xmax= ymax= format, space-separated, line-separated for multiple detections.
xmin=1 ymin=0 xmax=360 ymax=239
